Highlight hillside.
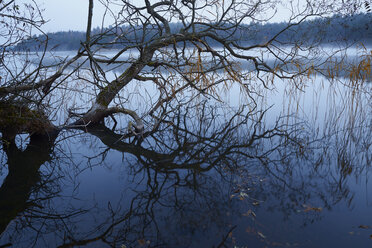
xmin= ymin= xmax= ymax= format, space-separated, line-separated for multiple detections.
xmin=15 ymin=13 xmax=372 ymax=51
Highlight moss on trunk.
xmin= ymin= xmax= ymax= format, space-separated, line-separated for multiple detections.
xmin=0 ymin=103 xmax=56 ymax=137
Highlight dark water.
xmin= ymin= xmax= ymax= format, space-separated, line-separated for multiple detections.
xmin=0 ymin=75 xmax=371 ymax=247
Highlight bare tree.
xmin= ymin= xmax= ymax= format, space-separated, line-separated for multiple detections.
xmin=0 ymin=1 xmax=371 ymax=247
xmin=0 ymin=0 xmax=84 ymax=140
xmin=69 ymin=0 xmax=369 ymax=129
xmin=1 ymin=0 xmax=369 ymax=141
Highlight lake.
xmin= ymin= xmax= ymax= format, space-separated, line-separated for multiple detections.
xmin=0 ymin=48 xmax=371 ymax=247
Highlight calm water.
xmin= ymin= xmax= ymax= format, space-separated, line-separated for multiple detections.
xmin=0 ymin=50 xmax=371 ymax=247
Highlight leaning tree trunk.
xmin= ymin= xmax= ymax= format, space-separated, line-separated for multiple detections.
xmin=73 ymin=48 xmax=155 ymax=128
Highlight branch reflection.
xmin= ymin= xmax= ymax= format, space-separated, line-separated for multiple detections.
xmin=0 ymin=98 xmax=370 ymax=247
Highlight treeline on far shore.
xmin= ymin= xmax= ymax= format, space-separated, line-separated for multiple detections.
xmin=15 ymin=13 xmax=372 ymax=51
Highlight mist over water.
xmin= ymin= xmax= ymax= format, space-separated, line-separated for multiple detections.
xmin=0 ymin=48 xmax=371 ymax=247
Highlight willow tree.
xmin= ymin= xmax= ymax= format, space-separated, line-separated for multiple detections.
xmin=0 ymin=0 xmax=370 ymax=140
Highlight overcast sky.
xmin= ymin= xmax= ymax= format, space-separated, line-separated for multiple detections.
xmin=32 ymin=0 xmax=369 ymax=33
xmin=35 ymin=0 xmax=112 ymax=32
xmin=33 ymin=0 xmax=324 ymax=33
xmin=34 ymin=0 xmax=287 ymax=32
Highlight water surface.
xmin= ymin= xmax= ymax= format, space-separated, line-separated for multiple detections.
xmin=0 ymin=49 xmax=371 ymax=247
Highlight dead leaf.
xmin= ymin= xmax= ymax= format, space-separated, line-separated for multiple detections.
xmin=359 ymin=225 xmax=370 ymax=229
xmin=303 ymin=204 xmax=322 ymax=212
xmin=232 ymin=237 xmax=236 ymax=244
xmin=239 ymin=192 xmax=248 ymax=200
xmin=252 ymin=201 xmax=260 ymax=206
xmin=270 ymin=242 xmax=284 ymax=246
xmin=242 ymin=209 xmax=256 ymax=218
xmin=240 ymin=192 xmax=248 ymax=197
xmin=257 ymin=231 xmax=266 ymax=239
xmin=138 ymin=239 xmax=146 ymax=246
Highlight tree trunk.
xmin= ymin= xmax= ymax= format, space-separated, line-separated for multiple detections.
xmin=74 ymin=48 xmax=155 ymax=126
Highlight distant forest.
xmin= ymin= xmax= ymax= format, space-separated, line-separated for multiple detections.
xmin=16 ymin=13 xmax=372 ymax=51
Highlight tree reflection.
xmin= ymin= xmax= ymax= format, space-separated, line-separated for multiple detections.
xmin=0 ymin=95 xmax=370 ymax=247
xmin=0 ymin=132 xmax=58 ymax=235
